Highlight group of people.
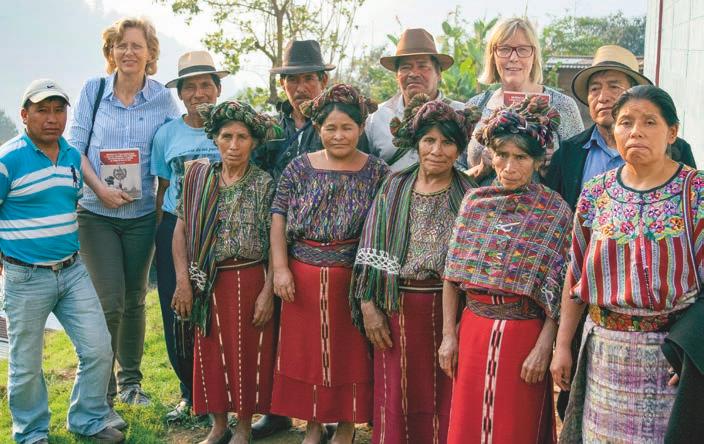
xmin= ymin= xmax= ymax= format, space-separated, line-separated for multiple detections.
xmin=2 ymin=12 xmax=702 ymax=444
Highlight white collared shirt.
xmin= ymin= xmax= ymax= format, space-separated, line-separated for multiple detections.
xmin=365 ymin=92 xmax=465 ymax=171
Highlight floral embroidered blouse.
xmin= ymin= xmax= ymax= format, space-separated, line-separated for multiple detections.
xmin=399 ymin=188 xmax=455 ymax=280
xmin=570 ymin=165 xmax=704 ymax=314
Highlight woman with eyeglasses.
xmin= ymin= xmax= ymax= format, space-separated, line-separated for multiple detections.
xmin=463 ymin=17 xmax=584 ymax=184
xmin=68 ymin=17 xmax=180 ymax=429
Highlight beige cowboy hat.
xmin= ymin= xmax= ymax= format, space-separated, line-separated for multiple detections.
xmin=380 ymin=28 xmax=454 ymax=72
xmin=165 ymin=51 xmax=230 ymax=88
xmin=571 ymin=45 xmax=652 ymax=105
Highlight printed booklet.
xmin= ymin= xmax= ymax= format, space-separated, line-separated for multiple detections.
xmin=503 ymin=91 xmax=551 ymax=107
xmin=99 ymin=148 xmax=142 ymax=199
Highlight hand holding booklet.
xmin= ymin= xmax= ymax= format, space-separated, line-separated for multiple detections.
xmin=99 ymin=148 xmax=142 ymax=199
xmin=503 ymin=91 xmax=551 ymax=107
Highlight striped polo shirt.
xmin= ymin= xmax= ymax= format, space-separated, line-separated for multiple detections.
xmin=68 ymin=74 xmax=181 ymax=219
xmin=0 ymin=133 xmax=83 ymax=264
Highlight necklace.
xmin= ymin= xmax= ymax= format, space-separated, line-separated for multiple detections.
xmin=220 ymin=174 xmax=236 ymax=187
xmin=219 ymin=167 xmax=246 ymax=188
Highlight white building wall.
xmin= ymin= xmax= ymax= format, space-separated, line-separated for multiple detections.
xmin=645 ymin=0 xmax=704 ymax=166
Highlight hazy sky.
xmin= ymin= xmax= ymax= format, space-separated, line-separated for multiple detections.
xmin=1 ymin=0 xmax=647 ymax=128
xmin=90 ymin=0 xmax=647 ymax=49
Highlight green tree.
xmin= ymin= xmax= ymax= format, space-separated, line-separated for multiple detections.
xmin=338 ymin=45 xmax=397 ymax=103
xmin=0 ymin=109 xmax=17 ymax=145
xmin=233 ymin=86 xmax=283 ymax=112
xmin=541 ymin=12 xmax=646 ymax=56
xmin=436 ymin=9 xmax=497 ymax=100
xmin=162 ymin=0 xmax=365 ymax=104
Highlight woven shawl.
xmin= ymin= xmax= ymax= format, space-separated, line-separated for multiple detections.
xmin=349 ymin=164 xmax=474 ymax=331
xmin=443 ymin=184 xmax=573 ymax=320
xmin=181 ymin=161 xmax=221 ymax=334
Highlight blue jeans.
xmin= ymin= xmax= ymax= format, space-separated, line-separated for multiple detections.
xmin=3 ymin=258 xmax=113 ymax=443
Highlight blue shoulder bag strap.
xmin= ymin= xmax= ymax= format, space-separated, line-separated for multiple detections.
xmin=84 ymin=77 xmax=106 ymax=155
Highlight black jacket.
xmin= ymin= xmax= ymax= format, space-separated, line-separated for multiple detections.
xmin=662 ymin=300 xmax=704 ymax=443
xmin=253 ymin=100 xmax=372 ymax=182
xmin=251 ymin=101 xmax=323 ymax=182
xmin=544 ymin=124 xmax=696 ymax=210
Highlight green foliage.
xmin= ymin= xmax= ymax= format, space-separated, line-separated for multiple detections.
xmin=436 ymin=9 xmax=497 ymax=101
xmin=541 ymin=12 xmax=646 ymax=57
xmin=0 ymin=109 xmax=17 ymax=145
xmin=233 ymin=86 xmax=281 ymax=113
xmin=161 ymin=0 xmax=365 ymax=103
xmin=337 ymin=45 xmax=397 ymax=103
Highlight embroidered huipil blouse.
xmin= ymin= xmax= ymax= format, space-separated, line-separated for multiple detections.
xmin=570 ymin=165 xmax=704 ymax=314
xmin=399 ymin=188 xmax=454 ymax=280
xmin=177 ymin=164 xmax=274 ymax=263
xmin=271 ymin=154 xmax=389 ymax=244
xmin=213 ymin=165 xmax=275 ymax=263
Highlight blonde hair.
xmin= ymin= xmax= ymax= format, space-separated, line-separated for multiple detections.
xmin=478 ymin=17 xmax=543 ymax=85
xmin=102 ymin=17 xmax=160 ymax=75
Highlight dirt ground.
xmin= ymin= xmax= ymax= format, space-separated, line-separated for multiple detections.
xmin=166 ymin=387 xmax=564 ymax=443
xmin=167 ymin=418 xmax=372 ymax=443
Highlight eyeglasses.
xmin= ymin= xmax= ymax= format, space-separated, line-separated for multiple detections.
xmin=494 ymin=45 xmax=534 ymax=59
xmin=113 ymin=43 xmax=146 ymax=54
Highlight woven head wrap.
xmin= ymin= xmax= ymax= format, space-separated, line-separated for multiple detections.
xmin=474 ymin=95 xmax=560 ymax=156
xmin=389 ymin=94 xmax=482 ymax=150
xmin=300 ymin=83 xmax=378 ymax=124
xmin=198 ymin=100 xmax=283 ymax=142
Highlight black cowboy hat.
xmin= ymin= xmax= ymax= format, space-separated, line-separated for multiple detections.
xmin=270 ymin=40 xmax=336 ymax=75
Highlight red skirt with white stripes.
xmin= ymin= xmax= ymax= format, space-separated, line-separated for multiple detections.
xmin=447 ymin=300 xmax=556 ymax=444
xmin=270 ymin=257 xmax=373 ymax=423
xmin=192 ymin=260 xmax=275 ymax=417
xmin=373 ymin=283 xmax=452 ymax=444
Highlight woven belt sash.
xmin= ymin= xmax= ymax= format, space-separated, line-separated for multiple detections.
xmin=588 ymin=305 xmax=688 ymax=332
xmin=291 ymin=238 xmax=358 ymax=267
xmin=399 ymin=278 xmax=443 ymax=292
xmin=465 ymin=293 xmax=543 ymax=320
xmin=215 ymin=257 xmax=263 ymax=271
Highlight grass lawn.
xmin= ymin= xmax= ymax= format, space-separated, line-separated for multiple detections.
xmin=0 ymin=292 xmax=371 ymax=443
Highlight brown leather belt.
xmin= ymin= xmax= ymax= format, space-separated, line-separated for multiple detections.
xmin=3 ymin=252 xmax=78 ymax=271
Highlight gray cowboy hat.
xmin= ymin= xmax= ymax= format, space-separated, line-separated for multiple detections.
xmin=270 ymin=40 xmax=336 ymax=75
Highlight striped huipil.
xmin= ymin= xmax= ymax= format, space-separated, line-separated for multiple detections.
xmin=561 ymin=164 xmax=704 ymax=443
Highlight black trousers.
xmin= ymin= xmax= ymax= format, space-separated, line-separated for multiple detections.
xmin=155 ymin=212 xmax=193 ymax=403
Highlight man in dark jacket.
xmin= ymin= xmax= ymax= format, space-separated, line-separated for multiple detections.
xmin=545 ymin=45 xmax=695 ymax=211
xmin=545 ymin=45 xmax=696 ymax=420
xmin=252 ymin=40 xmax=333 ymax=183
